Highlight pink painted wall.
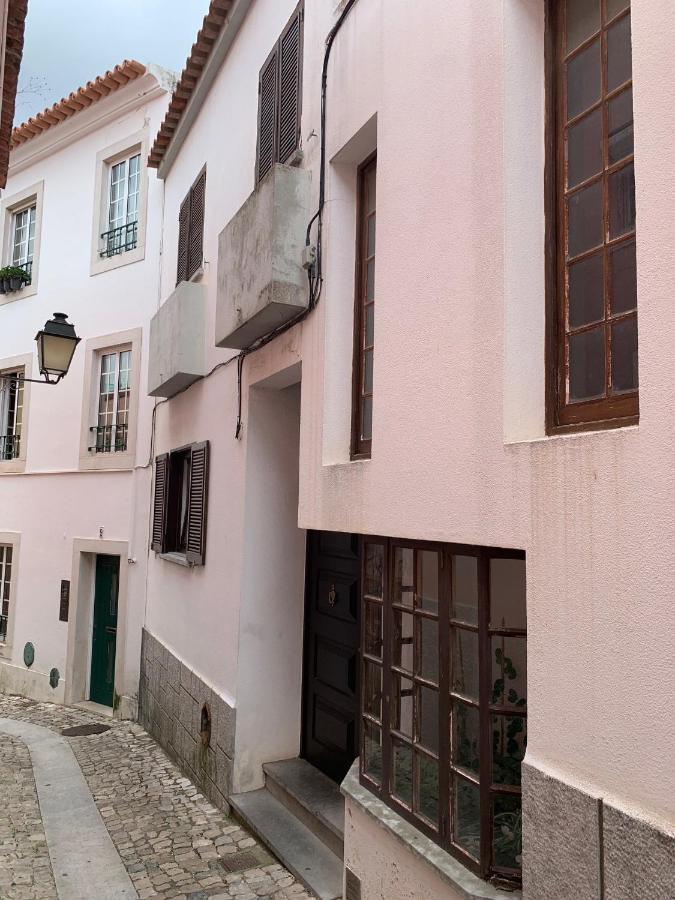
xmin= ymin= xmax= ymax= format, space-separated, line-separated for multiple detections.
xmin=145 ymin=0 xmax=674 ymax=840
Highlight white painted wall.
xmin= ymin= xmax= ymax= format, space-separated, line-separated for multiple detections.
xmin=0 ymin=69 xmax=171 ymax=711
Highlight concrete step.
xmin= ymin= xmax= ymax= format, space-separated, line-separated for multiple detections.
xmin=229 ymin=787 xmax=343 ymax=900
xmin=263 ymin=758 xmax=344 ymax=859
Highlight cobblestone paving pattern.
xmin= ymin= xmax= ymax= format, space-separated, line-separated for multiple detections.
xmin=0 ymin=695 xmax=314 ymax=900
xmin=0 ymin=731 xmax=58 ymax=899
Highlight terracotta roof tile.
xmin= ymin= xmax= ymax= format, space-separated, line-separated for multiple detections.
xmin=0 ymin=0 xmax=29 ymax=187
xmin=148 ymin=0 xmax=233 ymax=169
xmin=10 ymin=59 xmax=146 ymax=150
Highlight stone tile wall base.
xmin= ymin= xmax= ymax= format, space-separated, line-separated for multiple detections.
xmin=522 ymin=762 xmax=674 ymax=900
xmin=139 ymin=628 xmax=235 ymax=813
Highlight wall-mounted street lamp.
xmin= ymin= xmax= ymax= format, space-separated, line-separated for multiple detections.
xmin=0 ymin=313 xmax=80 ymax=385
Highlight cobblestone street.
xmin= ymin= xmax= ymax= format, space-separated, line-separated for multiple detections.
xmin=0 ymin=695 xmax=314 ymax=900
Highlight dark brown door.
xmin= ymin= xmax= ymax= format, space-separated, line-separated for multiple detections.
xmin=302 ymin=531 xmax=360 ymax=782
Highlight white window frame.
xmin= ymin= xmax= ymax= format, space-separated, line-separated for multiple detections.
xmin=79 ymin=329 xmax=142 ymax=470
xmin=101 ymin=151 xmax=142 ymax=259
xmin=0 ymin=353 xmax=32 ymax=473
xmin=0 ymin=532 xmax=20 ymax=659
xmin=91 ymin=130 xmax=150 ymax=276
xmin=0 ymin=181 xmax=44 ymax=302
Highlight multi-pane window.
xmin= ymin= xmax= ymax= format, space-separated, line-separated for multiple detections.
xmin=101 ymin=153 xmax=141 ymax=258
xmin=0 ymin=545 xmax=12 ymax=643
xmin=0 ymin=370 xmax=24 ymax=460
xmin=351 ymin=156 xmax=377 ymax=458
xmin=360 ymin=539 xmax=526 ymax=886
xmin=550 ymin=0 xmax=637 ymax=429
xmin=256 ymin=2 xmax=304 ymax=184
xmin=90 ymin=350 xmax=131 ymax=453
xmin=11 ymin=205 xmax=36 ymax=279
xmin=151 ymin=442 xmax=210 ymax=565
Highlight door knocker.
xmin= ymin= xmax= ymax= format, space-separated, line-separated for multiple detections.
xmin=328 ymin=584 xmax=337 ymax=607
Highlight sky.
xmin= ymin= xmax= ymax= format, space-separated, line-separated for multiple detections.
xmin=14 ymin=0 xmax=208 ymax=123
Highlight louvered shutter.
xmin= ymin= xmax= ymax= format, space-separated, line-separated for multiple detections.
xmin=186 ymin=441 xmax=209 ymax=566
xmin=176 ymin=194 xmax=190 ymax=284
xmin=187 ymin=171 xmax=206 ymax=280
xmin=277 ymin=6 xmax=303 ymax=165
xmin=256 ymin=48 xmax=278 ymax=183
xmin=151 ymin=454 xmax=169 ymax=553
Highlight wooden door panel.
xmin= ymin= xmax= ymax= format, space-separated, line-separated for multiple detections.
xmin=90 ymin=555 xmax=119 ymax=707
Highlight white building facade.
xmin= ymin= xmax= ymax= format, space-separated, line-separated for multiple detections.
xmin=0 ymin=61 xmax=172 ymax=718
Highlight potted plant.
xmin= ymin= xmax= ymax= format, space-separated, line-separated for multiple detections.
xmin=0 ymin=266 xmax=30 ymax=292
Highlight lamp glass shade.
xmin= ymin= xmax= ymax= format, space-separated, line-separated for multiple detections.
xmin=37 ymin=332 xmax=78 ymax=376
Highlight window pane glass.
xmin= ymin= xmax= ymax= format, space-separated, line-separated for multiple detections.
xmin=416 ymin=550 xmax=439 ymax=613
xmin=393 ymin=611 xmax=414 ymax=671
xmin=493 ymin=794 xmax=523 ymax=870
xmin=568 ymin=179 xmax=603 ymax=258
xmin=569 ymin=252 xmax=605 ymax=328
xmin=453 ymin=777 xmax=480 ymax=861
xmin=366 ymin=258 xmax=375 ymax=302
xmin=569 ymin=326 xmax=605 ymax=401
xmin=417 ymin=754 xmax=439 ymax=825
xmin=567 ymin=108 xmax=602 ymax=189
xmin=366 ymin=165 xmax=376 ymax=213
xmin=452 ymin=628 xmax=479 ymax=701
xmin=566 ymin=39 xmax=601 ymax=120
xmin=364 ymin=600 xmax=383 ymax=658
xmin=393 ymin=548 xmax=414 ymax=608
xmin=367 ymin=215 xmax=376 ymax=257
xmin=608 ymin=88 xmax=633 ymax=165
xmin=360 ymin=397 xmax=372 ymax=441
xmin=611 ymin=316 xmax=638 ymax=394
xmin=609 ymin=163 xmax=636 ymax=239
xmin=363 ymin=661 xmax=382 ymax=720
xmin=566 ymin=0 xmax=600 ymax=52
xmin=490 ymin=557 xmax=527 ymax=631
xmin=607 ymin=14 xmax=632 ymax=92
xmin=492 ymin=715 xmax=527 ymax=786
xmin=491 ymin=637 xmax=527 ymax=709
xmin=392 ymin=739 xmax=413 ymax=808
xmin=419 ymin=616 xmax=439 ymax=683
xmin=451 ymin=555 xmax=478 ymax=625
xmin=391 ymin=674 xmax=413 ymax=737
xmin=606 ymin=0 xmax=629 ymax=20
xmin=610 ymin=240 xmax=637 ymax=315
xmin=363 ymin=348 xmax=373 ymax=394
xmin=363 ymin=721 xmax=383 ymax=785
xmin=453 ymin=701 xmax=480 ymax=777
xmin=418 ymin=685 xmax=439 ymax=753
xmin=364 ymin=543 xmax=384 ymax=598
xmin=365 ymin=304 xmax=374 ymax=347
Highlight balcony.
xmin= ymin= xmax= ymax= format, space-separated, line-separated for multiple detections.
xmin=88 ymin=424 xmax=128 ymax=453
xmin=0 ymin=434 xmax=20 ymax=460
xmin=148 ymin=280 xmax=206 ymax=398
xmin=100 ymin=222 xmax=138 ymax=258
xmin=215 ymin=164 xmax=311 ymax=349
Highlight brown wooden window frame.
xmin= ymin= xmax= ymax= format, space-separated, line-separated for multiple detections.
xmin=351 ymin=153 xmax=377 ymax=459
xmin=546 ymin=0 xmax=638 ymax=433
xmin=359 ymin=537 xmax=527 ymax=888
xmin=255 ymin=1 xmax=304 ymax=186
xmin=176 ymin=168 xmax=206 ymax=285
xmin=151 ymin=441 xmax=209 ymax=566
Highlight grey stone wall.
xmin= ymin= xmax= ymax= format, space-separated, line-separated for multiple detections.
xmin=522 ymin=762 xmax=674 ymax=900
xmin=139 ymin=628 xmax=235 ymax=813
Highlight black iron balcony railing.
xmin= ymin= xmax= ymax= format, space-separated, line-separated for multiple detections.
xmin=88 ymin=423 xmax=128 ymax=453
xmin=100 ymin=221 xmax=138 ymax=259
xmin=0 ymin=434 xmax=20 ymax=460
xmin=0 ymin=613 xmax=7 ymax=642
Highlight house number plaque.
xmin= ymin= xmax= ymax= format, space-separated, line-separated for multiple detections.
xmin=59 ymin=580 xmax=70 ymax=622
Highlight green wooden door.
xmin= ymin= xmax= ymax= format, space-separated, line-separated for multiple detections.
xmin=90 ymin=555 xmax=119 ymax=707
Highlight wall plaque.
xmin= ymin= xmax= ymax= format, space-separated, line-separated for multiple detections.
xmin=59 ymin=580 xmax=70 ymax=622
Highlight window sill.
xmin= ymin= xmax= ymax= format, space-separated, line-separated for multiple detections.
xmin=157 ymin=551 xmax=192 ymax=568
xmin=0 ymin=281 xmax=37 ymax=304
xmin=341 ymin=761 xmax=521 ymax=900
xmin=0 ymin=643 xmax=12 ymax=660
xmin=79 ymin=450 xmax=134 ymax=471
xmin=90 ymin=243 xmax=145 ymax=277
xmin=0 ymin=458 xmax=26 ymax=474
xmin=504 ymin=422 xmax=639 ymax=449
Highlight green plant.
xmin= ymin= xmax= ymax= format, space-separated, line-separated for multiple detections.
xmin=0 ymin=265 xmax=30 ymax=282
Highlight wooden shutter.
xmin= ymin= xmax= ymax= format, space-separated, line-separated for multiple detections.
xmin=176 ymin=194 xmax=190 ymax=284
xmin=256 ymin=47 xmax=278 ymax=183
xmin=151 ymin=453 xmax=169 ymax=553
xmin=186 ymin=441 xmax=209 ymax=565
xmin=277 ymin=5 xmax=303 ymax=165
xmin=187 ymin=171 xmax=206 ymax=280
